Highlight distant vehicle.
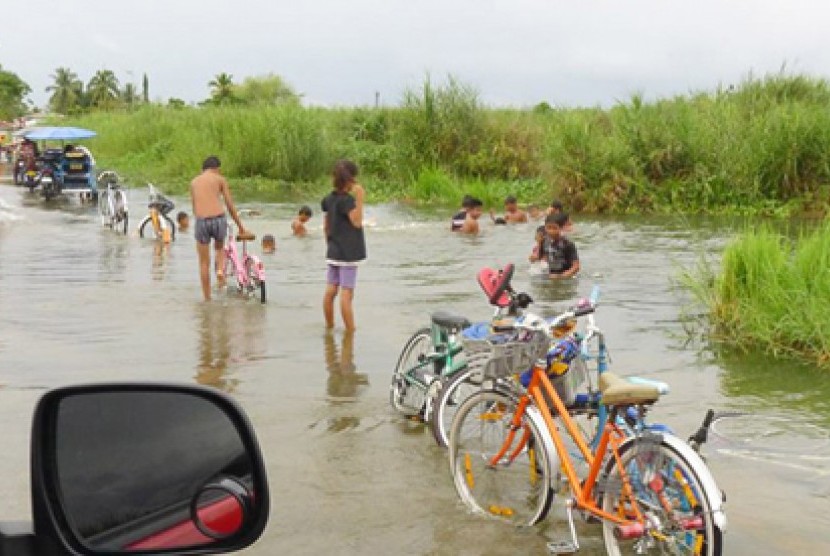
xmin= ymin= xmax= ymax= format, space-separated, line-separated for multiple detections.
xmin=22 ymin=127 xmax=98 ymax=200
xmin=1 ymin=383 xmax=270 ymax=555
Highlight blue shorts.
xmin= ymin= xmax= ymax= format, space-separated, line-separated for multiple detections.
xmin=195 ymin=214 xmax=227 ymax=245
xmin=326 ymin=264 xmax=358 ymax=289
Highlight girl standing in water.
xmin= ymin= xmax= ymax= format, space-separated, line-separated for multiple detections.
xmin=321 ymin=160 xmax=366 ymax=331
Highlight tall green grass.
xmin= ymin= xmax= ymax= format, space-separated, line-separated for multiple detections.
xmin=65 ymin=73 xmax=830 ymax=213
xmin=685 ymin=223 xmax=830 ymax=368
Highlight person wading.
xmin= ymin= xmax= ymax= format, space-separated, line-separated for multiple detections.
xmin=190 ymin=155 xmax=248 ymax=301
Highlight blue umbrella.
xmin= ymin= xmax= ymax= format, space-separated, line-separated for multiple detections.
xmin=23 ymin=126 xmax=97 ymax=140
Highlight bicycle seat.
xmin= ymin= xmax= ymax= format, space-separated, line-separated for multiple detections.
xmin=431 ymin=311 xmax=471 ymax=331
xmin=599 ymin=372 xmax=660 ymax=406
xmin=237 ymin=231 xmax=256 ymax=242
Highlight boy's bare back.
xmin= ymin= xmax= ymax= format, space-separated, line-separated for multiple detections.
xmin=190 ymin=170 xmax=228 ymax=218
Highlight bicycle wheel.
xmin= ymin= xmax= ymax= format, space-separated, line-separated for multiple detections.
xmin=114 ymin=190 xmax=129 ymax=234
xmin=601 ymin=435 xmax=724 ymax=555
xmin=244 ymin=258 xmax=266 ymax=303
xmin=223 ymin=255 xmax=241 ymax=292
xmin=139 ymin=213 xmax=175 ymax=239
xmin=98 ymin=190 xmax=112 ymax=227
xmin=449 ymin=389 xmax=555 ymax=526
xmin=430 ymin=355 xmax=494 ymax=448
xmin=389 ymin=328 xmax=434 ymax=417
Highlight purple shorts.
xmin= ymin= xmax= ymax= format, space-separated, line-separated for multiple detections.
xmin=326 ymin=264 xmax=358 ymax=289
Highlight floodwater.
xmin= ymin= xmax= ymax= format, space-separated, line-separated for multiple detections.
xmin=1 ymin=179 xmax=829 ymax=555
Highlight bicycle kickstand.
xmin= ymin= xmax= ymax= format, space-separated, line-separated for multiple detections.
xmin=546 ymin=499 xmax=580 ymax=554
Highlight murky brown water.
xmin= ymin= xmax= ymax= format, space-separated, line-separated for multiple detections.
xmin=1 ymin=179 xmax=829 ymax=554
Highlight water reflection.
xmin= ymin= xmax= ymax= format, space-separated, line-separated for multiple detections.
xmin=717 ymin=351 xmax=830 ymax=426
xmin=528 ymin=275 xmax=580 ymax=304
xmin=151 ymin=241 xmax=169 ymax=281
xmin=194 ymin=302 xmax=268 ymax=392
xmin=97 ymin=234 xmax=128 ymax=281
xmin=324 ymin=331 xmax=369 ymax=432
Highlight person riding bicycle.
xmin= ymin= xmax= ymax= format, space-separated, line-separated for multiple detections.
xmin=190 ymin=155 xmax=247 ymax=301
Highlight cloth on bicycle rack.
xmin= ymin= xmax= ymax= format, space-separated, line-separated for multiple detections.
xmin=461 ymin=322 xmax=518 ymax=357
xmin=519 ymin=336 xmax=581 ymax=389
xmin=461 ymin=322 xmax=490 ymax=340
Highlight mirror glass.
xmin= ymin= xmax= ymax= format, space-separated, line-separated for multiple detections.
xmin=53 ymin=390 xmax=254 ymax=552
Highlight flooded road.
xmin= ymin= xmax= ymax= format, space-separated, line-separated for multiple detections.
xmin=1 ymin=180 xmax=829 ymax=554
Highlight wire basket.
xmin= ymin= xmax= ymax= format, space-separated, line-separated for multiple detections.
xmin=473 ymin=332 xmax=550 ymax=380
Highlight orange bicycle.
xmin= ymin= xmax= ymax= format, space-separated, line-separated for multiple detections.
xmin=448 ymin=303 xmax=726 ymax=554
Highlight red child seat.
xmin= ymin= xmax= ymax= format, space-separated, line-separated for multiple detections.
xmin=476 ymin=264 xmax=514 ymax=307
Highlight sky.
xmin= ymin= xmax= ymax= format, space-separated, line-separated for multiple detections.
xmin=2 ymin=0 xmax=830 ymax=110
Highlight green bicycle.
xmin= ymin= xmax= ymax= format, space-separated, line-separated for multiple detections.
xmin=389 ymin=264 xmax=529 ymax=426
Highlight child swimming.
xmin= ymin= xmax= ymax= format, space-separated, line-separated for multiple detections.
xmin=292 ymin=205 xmax=313 ymax=236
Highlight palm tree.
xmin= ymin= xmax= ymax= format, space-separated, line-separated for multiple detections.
xmin=87 ymin=69 xmax=120 ymax=109
xmin=208 ymin=73 xmax=236 ymax=104
xmin=122 ymin=83 xmax=138 ymax=108
xmin=45 ymin=67 xmax=83 ymax=114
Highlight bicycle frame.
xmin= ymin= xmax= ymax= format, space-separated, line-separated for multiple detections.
xmin=147 ymin=184 xmax=172 ymax=242
xmin=224 ymin=225 xmax=265 ymax=291
xmin=407 ymin=301 xmax=518 ymax=390
xmin=522 ymin=370 xmax=637 ymax=525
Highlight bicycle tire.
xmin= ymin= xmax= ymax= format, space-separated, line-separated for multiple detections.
xmin=115 ymin=190 xmax=129 ymax=234
xmin=601 ymin=434 xmax=724 ymax=555
xmin=243 ymin=258 xmax=266 ymax=303
xmin=430 ymin=354 xmax=495 ymax=447
xmin=223 ymin=255 xmax=241 ymax=292
xmin=389 ymin=328 xmax=434 ymax=417
xmin=449 ymin=389 xmax=555 ymax=526
xmin=138 ymin=213 xmax=175 ymax=240
xmin=98 ymin=189 xmax=112 ymax=227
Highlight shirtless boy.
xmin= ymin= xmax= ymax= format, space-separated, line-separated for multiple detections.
xmin=456 ymin=197 xmax=483 ymax=234
xmin=190 ymin=155 xmax=247 ymax=301
xmin=490 ymin=195 xmax=528 ymax=224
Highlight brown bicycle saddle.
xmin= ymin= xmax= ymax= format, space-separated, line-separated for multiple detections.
xmin=236 ymin=231 xmax=256 ymax=242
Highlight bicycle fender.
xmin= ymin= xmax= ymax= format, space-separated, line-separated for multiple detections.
xmin=525 ymin=405 xmax=562 ymax=488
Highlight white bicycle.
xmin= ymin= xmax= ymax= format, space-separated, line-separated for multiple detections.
xmin=97 ymin=171 xmax=129 ymax=235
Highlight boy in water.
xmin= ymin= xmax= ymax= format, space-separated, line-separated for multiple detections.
xmin=177 ymin=211 xmax=190 ymax=232
xmin=455 ymin=197 xmax=483 ymax=234
xmin=490 ymin=195 xmax=528 ymax=224
xmin=262 ymin=234 xmax=276 ymax=254
xmin=529 ymin=213 xmax=580 ymax=279
xmin=546 ymin=200 xmax=574 ymax=233
xmin=450 ymin=195 xmax=474 ymax=231
xmin=190 ymin=155 xmax=247 ymax=301
xmin=292 ymin=205 xmax=313 ymax=236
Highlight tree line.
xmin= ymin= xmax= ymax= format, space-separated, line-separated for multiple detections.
xmin=0 ymin=64 xmax=301 ymax=119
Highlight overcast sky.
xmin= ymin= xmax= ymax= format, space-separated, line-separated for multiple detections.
xmin=3 ymin=0 xmax=830 ymax=109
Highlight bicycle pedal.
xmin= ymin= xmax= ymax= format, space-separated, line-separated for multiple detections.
xmin=546 ymin=541 xmax=578 ymax=554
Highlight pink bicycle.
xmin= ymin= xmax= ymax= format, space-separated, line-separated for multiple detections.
xmin=223 ymin=224 xmax=266 ymax=303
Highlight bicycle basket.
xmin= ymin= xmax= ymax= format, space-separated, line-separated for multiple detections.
xmin=480 ymin=332 xmax=549 ymax=380
xmin=549 ymin=355 xmax=588 ymax=406
xmin=461 ymin=322 xmax=509 ymax=356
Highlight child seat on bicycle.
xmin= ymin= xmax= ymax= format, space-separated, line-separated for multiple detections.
xmin=149 ymin=194 xmax=174 ymax=215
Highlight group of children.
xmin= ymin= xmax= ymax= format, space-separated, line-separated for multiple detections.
xmin=173 ymin=205 xmax=315 ymax=256
xmin=451 ymin=195 xmax=580 ymax=279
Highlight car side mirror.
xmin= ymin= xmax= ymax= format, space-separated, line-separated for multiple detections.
xmin=30 ymin=384 xmax=269 ymax=555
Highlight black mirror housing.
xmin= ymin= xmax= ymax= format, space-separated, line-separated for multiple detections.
xmin=30 ymin=383 xmax=269 ymax=555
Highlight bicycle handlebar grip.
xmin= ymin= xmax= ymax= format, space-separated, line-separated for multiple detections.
xmin=573 ymin=306 xmax=595 ymax=317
